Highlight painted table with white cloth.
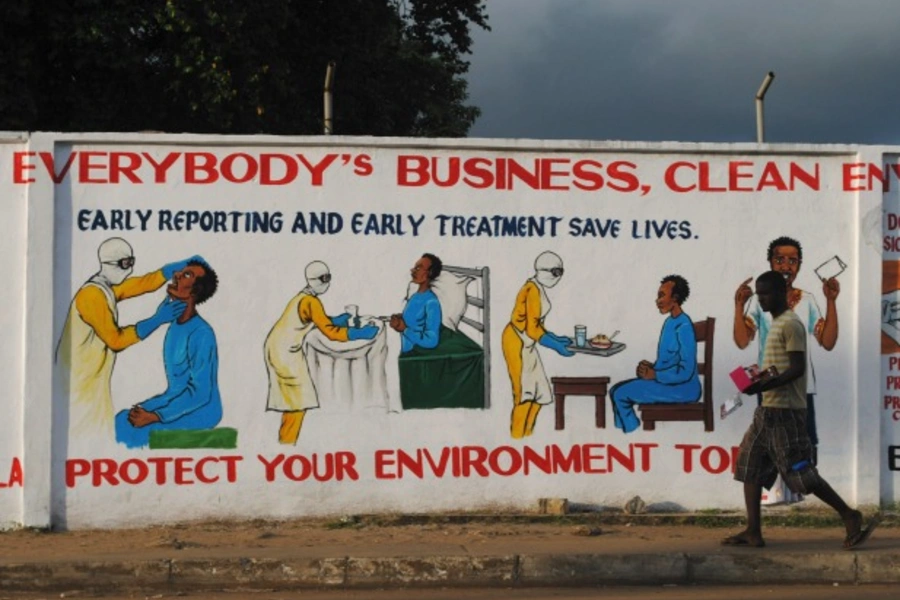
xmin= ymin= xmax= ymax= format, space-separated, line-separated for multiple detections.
xmin=302 ymin=317 xmax=390 ymax=413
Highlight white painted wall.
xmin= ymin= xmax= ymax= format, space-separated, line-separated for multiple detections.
xmin=0 ymin=133 xmax=893 ymax=529
xmin=0 ymin=134 xmax=28 ymax=527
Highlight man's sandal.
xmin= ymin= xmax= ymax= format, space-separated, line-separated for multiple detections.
xmin=721 ymin=533 xmax=766 ymax=547
xmin=843 ymin=513 xmax=882 ymax=550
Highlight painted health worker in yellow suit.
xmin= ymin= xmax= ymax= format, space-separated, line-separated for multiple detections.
xmin=502 ymin=251 xmax=574 ymax=439
xmin=56 ymin=237 xmax=200 ymax=438
xmin=264 ymin=260 xmax=377 ymax=445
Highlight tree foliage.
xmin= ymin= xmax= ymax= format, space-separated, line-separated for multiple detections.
xmin=0 ymin=0 xmax=489 ymax=136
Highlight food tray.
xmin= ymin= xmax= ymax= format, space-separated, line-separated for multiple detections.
xmin=567 ymin=341 xmax=626 ymax=357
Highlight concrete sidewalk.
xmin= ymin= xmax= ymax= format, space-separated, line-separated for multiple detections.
xmin=0 ymin=511 xmax=898 ymax=593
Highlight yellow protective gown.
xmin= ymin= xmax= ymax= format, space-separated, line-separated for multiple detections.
xmin=502 ymin=279 xmax=552 ymax=437
xmin=56 ymin=271 xmax=166 ymax=437
xmin=264 ymin=291 xmax=349 ymax=412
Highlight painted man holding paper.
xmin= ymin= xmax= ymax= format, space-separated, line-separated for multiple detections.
xmin=733 ymin=236 xmax=840 ymax=466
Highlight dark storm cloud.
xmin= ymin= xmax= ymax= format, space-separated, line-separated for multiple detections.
xmin=468 ymin=0 xmax=900 ymax=143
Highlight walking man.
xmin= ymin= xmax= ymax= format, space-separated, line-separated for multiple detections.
xmin=724 ymin=270 xmax=878 ymax=549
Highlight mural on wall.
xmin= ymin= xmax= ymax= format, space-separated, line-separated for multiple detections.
xmin=19 ymin=143 xmax=871 ymax=529
xmin=114 ymin=259 xmax=231 ymax=450
xmin=55 ymin=237 xmax=196 ymax=438
xmin=609 ymin=275 xmax=702 ymax=434
xmin=264 ymin=260 xmax=382 ymax=445
xmin=502 ymin=251 xmax=574 ymax=439
xmin=396 ymin=254 xmax=491 ymax=411
xmin=265 ymin=253 xmax=491 ymax=447
xmin=733 ymin=236 xmax=841 ymax=503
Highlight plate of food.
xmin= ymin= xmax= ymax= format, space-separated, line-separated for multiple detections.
xmin=590 ymin=330 xmax=619 ymax=347
xmin=568 ymin=331 xmax=625 ymax=357
xmin=589 ymin=334 xmax=613 ymax=349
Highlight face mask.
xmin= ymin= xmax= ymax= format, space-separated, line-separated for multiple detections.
xmin=534 ymin=251 xmax=563 ymax=288
xmin=305 ymin=261 xmax=331 ymax=295
xmin=97 ymin=238 xmax=135 ymax=285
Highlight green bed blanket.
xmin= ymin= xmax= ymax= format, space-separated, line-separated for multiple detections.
xmin=398 ymin=326 xmax=485 ymax=409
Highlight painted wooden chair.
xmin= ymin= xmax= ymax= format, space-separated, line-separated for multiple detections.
xmin=639 ymin=317 xmax=715 ymax=432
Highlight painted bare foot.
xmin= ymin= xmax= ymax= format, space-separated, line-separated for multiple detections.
xmin=721 ymin=530 xmax=765 ymax=547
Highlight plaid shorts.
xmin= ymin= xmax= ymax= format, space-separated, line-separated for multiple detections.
xmin=734 ymin=406 xmax=818 ymax=493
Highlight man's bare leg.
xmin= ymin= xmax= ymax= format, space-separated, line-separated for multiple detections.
xmin=808 ymin=476 xmax=864 ymax=542
xmin=722 ymin=481 xmax=766 ymax=547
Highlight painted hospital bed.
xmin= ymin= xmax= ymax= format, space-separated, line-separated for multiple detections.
xmin=398 ymin=265 xmax=491 ymax=410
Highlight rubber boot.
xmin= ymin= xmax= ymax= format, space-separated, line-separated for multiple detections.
xmin=510 ymin=403 xmax=531 ymax=439
xmin=279 ymin=411 xmax=305 ymax=445
xmin=524 ymin=402 xmax=542 ymax=437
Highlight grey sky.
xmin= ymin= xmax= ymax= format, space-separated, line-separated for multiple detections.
xmin=467 ymin=0 xmax=900 ymax=144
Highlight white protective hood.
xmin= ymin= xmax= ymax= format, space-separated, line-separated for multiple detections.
xmin=92 ymin=237 xmax=134 ymax=287
xmin=304 ymin=261 xmax=331 ymax=296
xmin=533 ymin=251 xmax=563 ymax=289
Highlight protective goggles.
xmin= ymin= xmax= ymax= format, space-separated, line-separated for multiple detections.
xmin=313 ymin=273 xmax=332 ymax=283
xmin=539 ymin=267 xmax=564 ymax=277
xmin=104 ymin=256 xmax=135 ymax=270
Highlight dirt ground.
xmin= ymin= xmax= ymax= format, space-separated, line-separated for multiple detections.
xmin=1 ymin=514 xmax=888 ymax=564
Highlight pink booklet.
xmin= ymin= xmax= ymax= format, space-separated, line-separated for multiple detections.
xmin=729 ymin=364 xmax=778 ymax=391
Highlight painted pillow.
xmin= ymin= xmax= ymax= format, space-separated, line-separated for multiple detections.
xmin=406 ymin=273 xmax=474 ymax=330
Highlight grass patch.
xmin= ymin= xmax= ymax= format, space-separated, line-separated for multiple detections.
xmin=324 ymin=516 xmax=363 ymax=530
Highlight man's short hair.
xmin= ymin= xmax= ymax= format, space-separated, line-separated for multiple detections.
xmin=661 ymin=274 xmax=690 ymax=305
xmin=422 ymin=253 xmax=443 ymax=281
xmin=767 ymin=236 xmax=803 ymax=263
xmin=757 ymin=270 xmax=788 ymax=296
xmin=189 ymin=259 xmax=218 ymax=304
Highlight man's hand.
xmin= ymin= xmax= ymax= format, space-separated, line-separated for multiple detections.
xmin=538 ymin=333 xmax=575 ymax=357
xmin=742 ymin=380 xmax=763 ymax=396
xmin=161 ymin=255 xmax=206 ymax=280
xmin=348 ymin=324 xmax=379 ymax=341
xmin=389 ymin=314 xmax=406 ymax=332
xmin=547 ymin=332 xmax=574 ymax=347
xmin=155 ymin=297 xmax=187 ymax=323
xmin=128 ymin=406 xmax=161 ymax=428
xmin=735 ymin=277 xmax=753 ymax=306
xmin=823 ymin=277 xmax=840 ymax=301
xmin=636 ymin=360 xmax=655 ymax=380
xmin=331 ymin=313 xmax=351 ymax=327
xmin=135 ymin=297 xmax=187 ymax=340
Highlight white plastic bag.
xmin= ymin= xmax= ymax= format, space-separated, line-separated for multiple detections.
xmin=761 ymin=475 xmax=803 ymax=505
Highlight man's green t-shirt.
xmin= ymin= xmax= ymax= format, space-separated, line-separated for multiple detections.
xmin=761 ymin=310 xmax=807 ymax=410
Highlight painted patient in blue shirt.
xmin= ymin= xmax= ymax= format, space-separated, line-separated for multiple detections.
xmin=610 ymin=274 xmax=701 ymax=434
xmin=115 ymin=259 xmax=222 ymax=448
xmin=390 ymin=253 xmax=443 ymax=353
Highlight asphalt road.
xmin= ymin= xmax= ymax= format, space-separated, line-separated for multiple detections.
xmin=3 ymin=585 xmax=898 ymax=600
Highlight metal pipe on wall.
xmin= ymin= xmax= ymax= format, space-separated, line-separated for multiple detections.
xmin=756 ymin=71 xmax=775 ymax=143
xmin=324 ymin=61 xmax=337 ymax=135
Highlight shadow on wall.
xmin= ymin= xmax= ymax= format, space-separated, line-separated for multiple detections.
xmin=51 ymin=148 xmax=74 ymax=529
